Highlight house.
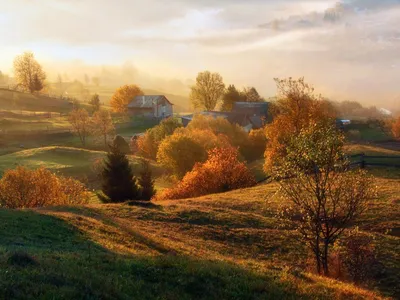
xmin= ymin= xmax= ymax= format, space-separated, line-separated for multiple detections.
xmin=181 ymin=102 xmax=270 ymax=132
xmin=127 ymin=95 xmax=173 ymax=119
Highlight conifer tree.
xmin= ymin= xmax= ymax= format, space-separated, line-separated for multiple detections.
xmin=101 ymin=145 xmax=139 ymax=203
xmin=138 ymin=159 xmax=156 ymax=201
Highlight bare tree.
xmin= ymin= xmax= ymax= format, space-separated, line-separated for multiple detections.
xmin=274 ymin=123 xmax=376 ymax=276
xmin=91 ymin=109 xmax=115 ymax=147
xmin=68 ymin=108 xmax=91 ymax=146
xmin=190 ymin=71 xmax=225 ymax=111
xmin=13 ymin=52 xmax=46 ymax=93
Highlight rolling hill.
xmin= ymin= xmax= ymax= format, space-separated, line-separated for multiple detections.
xmin=1 ymin=172 xmax=398 ymax=299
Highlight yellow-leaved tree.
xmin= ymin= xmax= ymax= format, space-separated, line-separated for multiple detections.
xmin=13 ymin=52 xmax=46 ymax=93
xmin=190 ymin=71 xmax=225 ymax=111
xmin=110 ymin=84 xmax=144 ymax=113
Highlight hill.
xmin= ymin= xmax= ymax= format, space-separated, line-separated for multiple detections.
xmin=1 ymin=170 xmax=398 ymax=299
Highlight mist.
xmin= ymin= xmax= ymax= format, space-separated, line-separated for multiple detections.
xmin=0 ymin=0 xmax=399 ymax=110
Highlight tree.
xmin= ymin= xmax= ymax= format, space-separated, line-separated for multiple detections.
xmin=157 ymin=134 xmax=207 ymax=179
xmin=274 ymin=123 xmax=375 ymax=276
xmin=221 ymin=84 xmax=243 ymax=111
xmin=68 ymin=108 xmax=91 ymax=146
xmin=13 ymin=52 xmax=46 ymax=93
xmin=92 ymin=76 xmax=100 ymax=87
xmin=138 ymin=159 xmax=156 ymax=201
xmin=190 ymin=71 xmax=225 ymax=111
xmin=84 ymin=73 xmax=90 ymax=85
xmin=137 ymin=117 xmax=182 ymax=160
xmin=157 ymin=147 xmax=256 ymax=200
xmin=92 ymin=109 xmax=115 ymax=147
xmin=101 ymin=145 xmax=139 ymax=203
xmin=110 ymin=84 xmax=144 ymax=113
xmin=241 ymin=87 xmax=264 ymax=102
xmin=112 ymin=135 xmax=131 ymax=154
xmin=392 ymin=116 xmax=400 ymax=139
xmin=89 ymin=94 xmax=101 ymax=113
xmin=264 ymin=77 xmax=336 ymax=171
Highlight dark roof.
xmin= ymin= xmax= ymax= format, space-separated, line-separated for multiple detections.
xmin=127 ymin=95 xmax=173 ymax=108
xmin=232 ymin=102 xmax=268 ymax=116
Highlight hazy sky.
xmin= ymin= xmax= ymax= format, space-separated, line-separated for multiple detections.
xmin=0 ymin=0 xmax=399 ymax=108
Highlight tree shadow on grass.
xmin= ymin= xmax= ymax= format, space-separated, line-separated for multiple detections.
xmin=0 ymin=208 xmax=300 ymax=300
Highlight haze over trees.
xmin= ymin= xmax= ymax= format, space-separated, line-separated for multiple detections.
xmin=91 ymin=109 xmax=115 ymax=147
xmin=89 ymin=93 xmax=101 ymax=113
xmin=68 ymin=108 xmax=91 ymax=146
xmin=190 ymin=71 xmax=225 ymax=111
xmin=110 ymin=84 xmax=144 ymax=113
xmin=13 ymin=52 xmax=46 ymax=93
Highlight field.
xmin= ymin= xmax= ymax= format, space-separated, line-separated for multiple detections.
xmin=0 ymin=168 xmax=398 ymax=299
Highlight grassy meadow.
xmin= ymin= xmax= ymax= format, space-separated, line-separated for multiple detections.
xmin=0 ymin=168 xmax=398 ymax=299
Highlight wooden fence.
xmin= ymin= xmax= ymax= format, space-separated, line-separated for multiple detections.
xmin=349 ymin=153 xmax=400 ymax=169
xmin=257 ymin=153 xmax=400 ymax=183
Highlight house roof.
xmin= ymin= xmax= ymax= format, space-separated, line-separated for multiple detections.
xmin=232 ymin=102 xmax=268 ymax=116
xmin=127 ymin=95 xmax=173 ymax=108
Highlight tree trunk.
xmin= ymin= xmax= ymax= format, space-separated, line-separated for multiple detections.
xmin=322 ymin=241 xmax=329 ymax=276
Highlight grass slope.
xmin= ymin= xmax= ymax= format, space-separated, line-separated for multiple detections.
xmin=1 ymin=170 xmax=398 ymax=299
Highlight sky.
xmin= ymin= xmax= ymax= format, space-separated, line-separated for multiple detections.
xmin=0 ymin=0 xmax=400 ymax=108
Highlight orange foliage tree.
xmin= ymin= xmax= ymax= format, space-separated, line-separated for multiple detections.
xmin=392 ymin=116 xmax=400 ymax=139
xmin=157 ymin=147 xmax=256 ymax=200
xmin=264 ymin=77 xmax=336 ymax=171
xmin=110 ymin=84 xmax=144 ymax=113
xmin=0 ymin=167 xmax=90 ymax=208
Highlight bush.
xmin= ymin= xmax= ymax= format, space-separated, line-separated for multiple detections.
xmin=247 ymin=128 xmax=267 ymax=161
xmin=112 ymin=135 xmax=130 ymax=154
xmin=157 ymin=147 xmax=256 ymax=200
xmin=338 ymin=229 xmax=378 ymax=283
xmin=0 ymin=167 xmax=90 ymax=208
xmin=157 ymin=134 xmax=207 ymax=179
xmin=137 ymin=118 xmax=182 ymax=159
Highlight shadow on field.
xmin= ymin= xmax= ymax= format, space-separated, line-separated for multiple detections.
xmin=0 ymin=208 xmax=296 ymax=299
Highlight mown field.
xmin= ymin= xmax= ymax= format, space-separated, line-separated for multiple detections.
xmin=0 ymin=167 xmax=398 ymax=299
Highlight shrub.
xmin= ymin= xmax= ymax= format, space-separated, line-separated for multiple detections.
xmin=0 ymin=167 xmax=90 ymax=208
xmin=392 ymin=116 xmax=400 ymax=139
xmin=157 ymin=147 xmax=256 ymax=200
xmin=247 ymin=128 xmax=267 ymax=161
xmin=101 ymin=145 xmax=140 ymax=203
xmin=157 ymin=134 xmax=207 ymax=179
xmin=137 ymin=118 xmax=182 ymax=159
xmin=338 ymin=229 xmax=378 ymax=283
xmin=112 ymin=135 xmax=130 ymax=154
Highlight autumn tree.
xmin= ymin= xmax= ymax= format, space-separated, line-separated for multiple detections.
xmin=101 ymin=144 xmax=139 ymax=203
xmin=137 ymin=117 xmax=182 ymax=160
xmin=274 ymin=123 xmax=375 ymax=276
xmin=13 ymin=52 xmax=46 ymax=93
xmin=221 ymin=84 xmax=243 ymax=111
xmin=110 ymin=84 xmax=144 ymax=113
xmin=68 ymin=108 xmax=91 ymax=146
xmin=157 ymin=134 xmax=208 ymax=179
xmin=190 ymin=71 xmax=225 ymax=111
xmin=138 ymin=159 xmax=156 ymax=201
xmin=241 ymin=87 xmax=264 ymax=102
xmin=392 ymin=116 xmax=400 ymax=140
xmin=264 ymin=77 xmax=336 ymax=171
xmin=92 ymin=109 xmax=115 ymax=147
xmin=89 ymin=93 xmax=101 ymax=113
xmin=157 ymin=147 xmax=256 ymax=200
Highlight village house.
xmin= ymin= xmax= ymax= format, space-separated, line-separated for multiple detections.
xmin=127 ymin=95 xmax=173 ymax=119
xmin=181 ymin=102 xmax=270 ymax=132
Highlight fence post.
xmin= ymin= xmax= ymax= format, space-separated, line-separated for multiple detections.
xmin=360 ymin=153 xmax=365 ymax=169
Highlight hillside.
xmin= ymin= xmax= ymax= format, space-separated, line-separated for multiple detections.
xmin=1 ymin=170 xmax=398 ymax=299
